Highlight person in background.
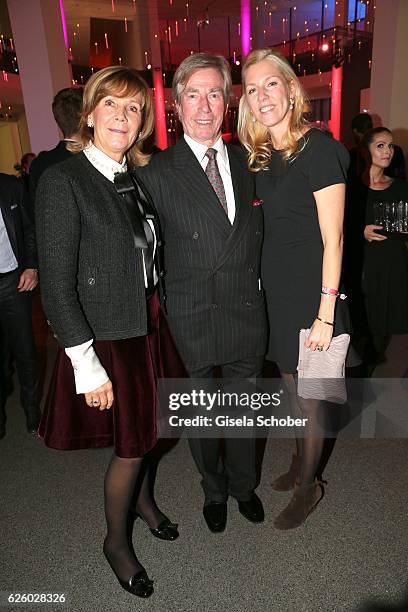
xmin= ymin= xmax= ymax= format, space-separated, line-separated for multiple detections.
xmin=29 ymin=87 xmax=83 ymax=214
xmin=36 ymin=66 xmax=185 ymax=599
xmin=0 ymin=172 xmax=40 ymax=438
xmin=19 ymin=152 xmax=36 ymax=185
xmin=238 ymin=48 xmax=351 ymax=530
xmin=349 ymin=113 xmax=406 ymax=181
xmin=359 ymin=127 xmax=408 ymax=363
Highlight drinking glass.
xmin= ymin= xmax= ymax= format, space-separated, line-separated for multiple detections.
xmin=383 ymin=202 xmax=396 ymax=231
xmin=373 ymin=201 xmax=384 ymax=226
xmin=403 ymin=202 xmax=408 ymax=233
xmin=396 ymin=201 xmax=404 ymax=232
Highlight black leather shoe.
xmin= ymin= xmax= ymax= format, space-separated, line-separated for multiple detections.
xmin=149 ymin=518 xmax=179 ymax=541
xmin=119 ymin=570 xmax=154 ymax=598
xmin=203 ymin=502 xmax=227 ymax=533
xmin=103 ymin=545 xmax=154 ymax=598
xmin=237 ymin=493 xmax=264 ymax=523
xmin=131 ymin=510 xmax=179 ymax=541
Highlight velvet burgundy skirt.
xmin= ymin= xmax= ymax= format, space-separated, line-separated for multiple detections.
xmin=38 ymin=293 xmax=186 ymax=458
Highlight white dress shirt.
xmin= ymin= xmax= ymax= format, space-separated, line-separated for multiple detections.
xmin=65 ymin=143 xmax=156 ymax=394
xmin=184 ymin=134 xmax=236 ymax=225
xmin=0 ymin=209 xmax=18 ymax=273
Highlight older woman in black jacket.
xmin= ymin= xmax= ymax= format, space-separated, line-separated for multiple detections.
xmin=36 ymin=67 xmax=185 ymax=598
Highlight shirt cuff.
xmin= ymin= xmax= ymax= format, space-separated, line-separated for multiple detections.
xmin=65 ymin=340 xmax=109 ymax=394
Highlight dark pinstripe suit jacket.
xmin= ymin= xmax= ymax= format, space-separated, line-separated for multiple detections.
xmin=136 ymin=138 xmax=267 ymax=366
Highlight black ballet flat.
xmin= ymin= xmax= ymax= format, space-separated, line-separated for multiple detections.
xmin=103 ymin=545 xmax=154 ymax=599
xmin=131 ymin=511 xmax=179 ymax=541
xmin=119 ymin=570 xmax=154 ymax=599
xmin=149 ymin=518 xmax=179 ymax=541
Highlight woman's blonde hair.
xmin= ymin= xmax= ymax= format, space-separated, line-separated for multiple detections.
xmin=238 ymin=49 xmax=309 ymax=171
xmin=68 ymin=66 xmax=154 ymax=167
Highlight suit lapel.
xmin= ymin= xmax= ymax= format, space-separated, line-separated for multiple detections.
xmin=170 ymin=139 xmax=232 ymax=235
xmin=214 ymin=144 xmax=253 ymax=270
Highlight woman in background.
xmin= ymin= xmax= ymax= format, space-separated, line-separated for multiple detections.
xmin=360 ymin=127 xmax=408 ymax=360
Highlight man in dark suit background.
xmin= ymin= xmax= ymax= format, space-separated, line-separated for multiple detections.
xmin=0 ymin=173 xmax=39 ymax=438
xmin=29 ymin=87 xmax=83 ymax=211
xmin=137 ymin=53 xmax=267 ymax=532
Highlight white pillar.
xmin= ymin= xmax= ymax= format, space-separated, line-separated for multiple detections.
xmin=7 ymin=0 xmax=71 ymax=153
xmin=370 ymin=0 xmax=408 ymax=150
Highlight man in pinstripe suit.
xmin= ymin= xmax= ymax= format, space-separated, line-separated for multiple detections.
xmin=136 ymin=53 xmax=267 ymax=532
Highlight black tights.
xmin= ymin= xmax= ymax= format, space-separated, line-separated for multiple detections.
xmin=103 ymin=452 xmax=166 ymax=582
xmin=281 ymin=373 xmax=327 ymax=486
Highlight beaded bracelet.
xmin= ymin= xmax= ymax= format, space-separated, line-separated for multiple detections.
xmin=322 ymin=286 xmax=338 ymax=296
xmin=317 ymin=316 xmax=334 ymax=326
xmin=321 ymin=291 xmax=347 ymax=300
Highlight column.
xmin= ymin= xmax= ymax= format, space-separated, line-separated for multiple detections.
xmin=370 ymin=0 xmax=408 ymax=150
xmin=7 ymin=0 xmax=71 ymax=152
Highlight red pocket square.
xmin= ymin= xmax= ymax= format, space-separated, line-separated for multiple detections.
xmin=252 ymin=198 xmax=263 ymax=207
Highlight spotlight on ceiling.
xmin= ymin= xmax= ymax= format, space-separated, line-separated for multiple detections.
xmin=197 ymin=17 xmax=210 ymax=28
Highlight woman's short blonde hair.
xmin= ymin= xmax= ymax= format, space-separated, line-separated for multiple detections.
xmin=68 ymin=66 xmax=154 ymax=167
xmin=238 ymin=49 xmax=309 ymax=170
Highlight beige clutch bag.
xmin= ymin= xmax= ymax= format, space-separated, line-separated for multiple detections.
xmin=297 ymin=329 xmax=350 ymax=404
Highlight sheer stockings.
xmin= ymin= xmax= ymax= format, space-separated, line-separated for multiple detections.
xmin=103 ymin=453 xmax=148 ymax=582
xmin=134 ymin=462 xmax=168 ymax=530
xmin=281 ymin=372 xmax=326 ymax=486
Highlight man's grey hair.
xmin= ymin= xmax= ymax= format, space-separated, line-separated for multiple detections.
xmin=172 ymin=53 xmax=232 ymax=105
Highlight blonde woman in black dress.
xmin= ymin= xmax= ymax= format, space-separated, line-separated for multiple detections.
xmin=238 ymin=49 xmax=350 ymax=529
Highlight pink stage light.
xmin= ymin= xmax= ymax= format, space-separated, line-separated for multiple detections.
xmin=241 ymin=0 xmax=251 ymax=58
xmin=329 ymin=65 xmax=343 ymax=140
xmin=153 ymin=69 xmax=168 ymax=150
xmin=59 ymin=0 xmax=69 ymax=48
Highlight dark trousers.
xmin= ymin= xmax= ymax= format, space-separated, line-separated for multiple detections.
xmin=186 ymin=355 xmax=264 ymax=504
xmin=0 ymin=270 xmax=39 ymax=423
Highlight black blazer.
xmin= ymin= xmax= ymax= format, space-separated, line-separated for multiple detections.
xmin=29 ymin=141 xmax=72 ymax=197
xmin=0 ymin=173 xmax=37 ymax=271
xmin=136 ymin=138 xmax=267 ymax=365
xmin=36 ymin=153 xmax=159 ymax=348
